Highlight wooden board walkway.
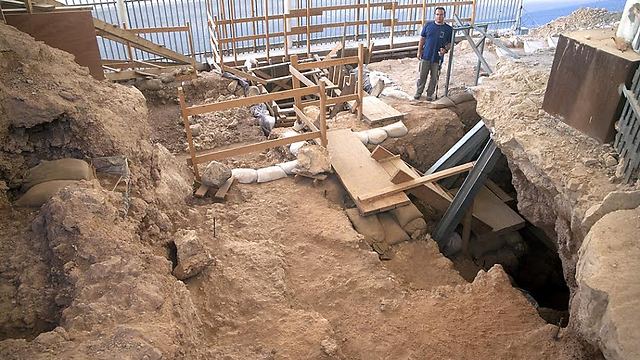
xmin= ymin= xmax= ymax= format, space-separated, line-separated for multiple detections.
xmin=327 ymin=129 xmax=410 ymax=215
xmin=362 ymin=96 xmax=405 ymax=125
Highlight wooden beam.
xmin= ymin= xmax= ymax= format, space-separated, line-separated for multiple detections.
xmin=293 ymin=105 xmax=319 ymax=132
xmin=194 ymin=184 xmax=209 ymax=197
xmin=94 ymin=18 xmax=193 ymax=65
xmin=390 ymin=169 xmax=414 ymax=184
xmin=358 ymin=162 xmax=475 ymax=202
xmin=188 ymin=130 xmax=321 ymax=164
xmin=214 ymin=176 xmax=236 ymax=199
xmin=289 ymin=64 xmax=316 ymax=87
xmin=127 ymin=25 xmax=190 ymax=34
xmin=221 ymin=64 xmax=267 ymax=84
xmin=178 ymin=87 xmax=200 ymax=180
xmin=371 ymin=145 xmax=396 ymax=161
xmin=297 ymin=56 xmax=360 ymax=70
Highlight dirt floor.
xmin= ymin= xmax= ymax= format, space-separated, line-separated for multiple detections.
xmin=0 ymin=8 xmax=625 ymax=359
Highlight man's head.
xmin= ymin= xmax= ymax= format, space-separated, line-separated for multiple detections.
xmin=435 ymin=7 xmax=446 ymax=24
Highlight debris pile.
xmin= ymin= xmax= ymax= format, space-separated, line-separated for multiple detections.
xmin=530 ymin=8 xmax=621 ymax=38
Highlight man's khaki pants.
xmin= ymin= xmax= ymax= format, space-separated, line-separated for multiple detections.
xmin=415 ymin=60 xmax=440 ymax=99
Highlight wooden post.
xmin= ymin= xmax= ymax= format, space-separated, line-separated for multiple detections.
xmin=290 ymin=55 xmax=302 ymax=118
xmin=318 ymin=81 xmax=327 ymax=147
xmin=390 ymin=1 xmax=396 ymax=50
xmin=25 ymin=0 xmax=33 ymax=14
xmin=228 ymin=0 xmax=238 ymax=65
xmin=357 ymin=43 xmax=364 ymax=122
xmin=355 ymin=0 xmax=361 ymax=41
xmin=306 ymin=0 xmax=311 ymax=56
xmin=421 ymin=0 xmax=427 ymax=28
xmin=471 ymin=0 xmax=477 ymax=25
xmin=283 ymin=13 xmax=289 ymax=58
xmin=186 ymin=21 xmax=197 ymax=67
xmin=178 ymin=87 xmax=200 ymax=180
xmin=366 ymin=0 xmax=371 ymax=51
xmin=264 ymin=0 xmax=271 ymax=60
xmin=122 ymin=23 xmax=135 ymax=66
xmin=0 ymin=1 xmax=6 ymax=24
xmin=250 ymin=0 xmax=257 ymax=51
xmin=219 ymin=0 xmax=228 ymax=40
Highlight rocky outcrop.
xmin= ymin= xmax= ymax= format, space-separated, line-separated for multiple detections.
xmin=572 ymin=207 xmax=640 ymax=360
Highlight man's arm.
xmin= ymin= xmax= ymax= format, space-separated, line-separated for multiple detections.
xmin=417 ymin=37 xmax=425 ymax=59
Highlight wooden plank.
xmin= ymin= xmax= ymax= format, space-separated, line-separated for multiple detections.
xmin=214 ymin=176 xmax=236 ymax=199
xmin=195 ymin=184 xmax=210 ymax=197
xmin=289 ymin=64 xmax=316 ymax=87
xmin=293 ymin=105 xmax=319 ymax=132
xmin=104 ymin=66 xmax=191 ymax=81
xmin=297 ymin=56 xmax=360 ymax=70
xmin=390 ymin=169 xmax=414 ymax=184
xmin=371 ymin=145 xmax=395 ymax=161
xmin=128 ymin=25 xmax=190 ymax=34
xmin=359 ymin=162 xmax=475 ymax=203
xmin=188 ymin=130 xmax=321 ymax=164
xmin=221 ymin=64 xmax=267 ymax=85
xmin=185 ymin=86 xmax=320 ymax=116
xmin=485 ymin=179 xmax=514 ymax=203
xmin=325 ymin=42 xmax=343 ymax=58
xmin=289 ymin=8 xmax=323 ymax=17
xmin=451 ymin=186 xmax=525 ymax=234
xmin=361 ymin=96 xmax=405 ymax=124
xmin=327 ymin=129 xmax=410 ymax=215
xmin=93 ymin=18 xmax=193 ymax=65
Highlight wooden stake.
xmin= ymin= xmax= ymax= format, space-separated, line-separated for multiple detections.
xmin=178 ymin=87 xmax=200 ymax=180
xmin=357 ymin=43 xmax=364 ymax=122
xmin=214 ymin=16 xmax=224 ymax=70
xmin=471 ymin=0 xmax=477 ymax=25
xmin=319 ymin=80 xmax=328 ymax=147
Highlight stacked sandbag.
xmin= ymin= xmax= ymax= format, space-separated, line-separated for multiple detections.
xmin=230 ymin=161 xmax=300 ymax=185
xmin=355 ymin=121 xmax=408 ymax=145
xmin=390 ymin=203 xmax=427 ymax=238
xmin=257 ymin=166 xmax=287 ymax=183
xmin=346 ymin=203 xmax=426 ymax=249
xmin=231 ymin=168 xmax=258 ymax=184
xmin=16 ymin=158 xmax=96 ymax=207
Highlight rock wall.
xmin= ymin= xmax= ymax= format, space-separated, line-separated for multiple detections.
xmin=474 ymin=55 xmax=640 ymax=358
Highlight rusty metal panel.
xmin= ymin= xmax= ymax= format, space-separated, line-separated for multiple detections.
xmin=543 ymin=30 xmax=640 ymax=143
xmin=6 ymin=10 xmax=105 ymax=80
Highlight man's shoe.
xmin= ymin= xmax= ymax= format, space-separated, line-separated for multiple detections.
xmin=413 ymin=95 xmax=421 ymax=100
xmin=426 ymin=96 xmax=434 ymax=101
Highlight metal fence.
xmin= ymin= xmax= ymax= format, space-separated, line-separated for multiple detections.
xmin=615 ymin=66 xmax=640 ymax=183
xmin=62 ymin=0 xmax=522 ymax=62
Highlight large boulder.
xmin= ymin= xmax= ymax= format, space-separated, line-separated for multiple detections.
xmin=572 ymin=206 xmax=640 ymax=360
xmin=172 ymin=230 xmax=214 ymax=280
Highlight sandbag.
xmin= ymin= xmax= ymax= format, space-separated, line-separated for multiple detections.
xmin=276 ymin=160 xmax=299 ymax=175
xmin=450 ymin=91 xmax=475 ymax=105
xmin=23 ymin=158 xmax=94 ymax=191
xmin=404 ymin=217 xmax=427 ymax=236
xmin=382 ymin=121 xmax=408 ymax=138
xmin=366 ymin=128 xmax=388 ymax=145
xmin=345 ymin=208 xmax=384 ymax=242
xmin=378 ymin=213 xmax=409 ymax=245
xmin=256 ymin=166 xmax=287 ymax=183
xmin=231 ymin=168 xmax=258 ymax=184
xmin=289 ymin=141 xmax=306 ymax=156
xmin=354 ymin=131 xmax=369 ymax=145
xmin=15 ymin=180 xmax=78 ymax=207
xmin=390 ymin=203 xmax=423 ymax=227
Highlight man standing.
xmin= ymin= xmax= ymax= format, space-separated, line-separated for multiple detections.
xmin=415 ymin=7 xmax=453 ymax=101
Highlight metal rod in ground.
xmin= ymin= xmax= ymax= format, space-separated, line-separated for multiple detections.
xmin=432 ymin=139 xmax=502 ymax=246
xmin=213 ymin=217 xmax=216 ymax=237
xmin=444 ymin=26 xmax=456 ymax=97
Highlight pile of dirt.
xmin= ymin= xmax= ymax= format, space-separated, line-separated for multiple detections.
xmin=185 ymin=97 xmax=264 ymax=152
xmin=530 ymin=8 xmax=621 ymax=38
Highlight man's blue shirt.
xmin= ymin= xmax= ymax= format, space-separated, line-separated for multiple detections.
xmin=420 ymin=21 xmax=453 ymax=63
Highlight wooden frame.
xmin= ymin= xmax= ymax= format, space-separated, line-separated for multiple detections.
xmin=210 ymin=0 xmax=475 ymax=65
xmin=177 ymin=85 xmax=328 ymax=180
xmin=289 ymin=43 xmax=365 ymax=123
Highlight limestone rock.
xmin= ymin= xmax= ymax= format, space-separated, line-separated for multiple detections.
xmin=201 ymin=161 xmax=232 ymax=187
xmin=296 ymin=144 xmax=331 ymax=175
xmin=190 ymin=124 xmax=202 ymax=137
xmin=173 ymin=230 xmax=214 ymax=280
xmin=582 ymin=190 xmax=640 ymax=231
xmin=572 ymin=207 xmax=640 ymax=360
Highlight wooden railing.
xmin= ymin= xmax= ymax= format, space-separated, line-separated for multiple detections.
xmin=178 ymin=85 xmax=328 ymax=179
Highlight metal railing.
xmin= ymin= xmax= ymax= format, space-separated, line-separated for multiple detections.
xmin=62 ymin=0 xmax=522 ymax=62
